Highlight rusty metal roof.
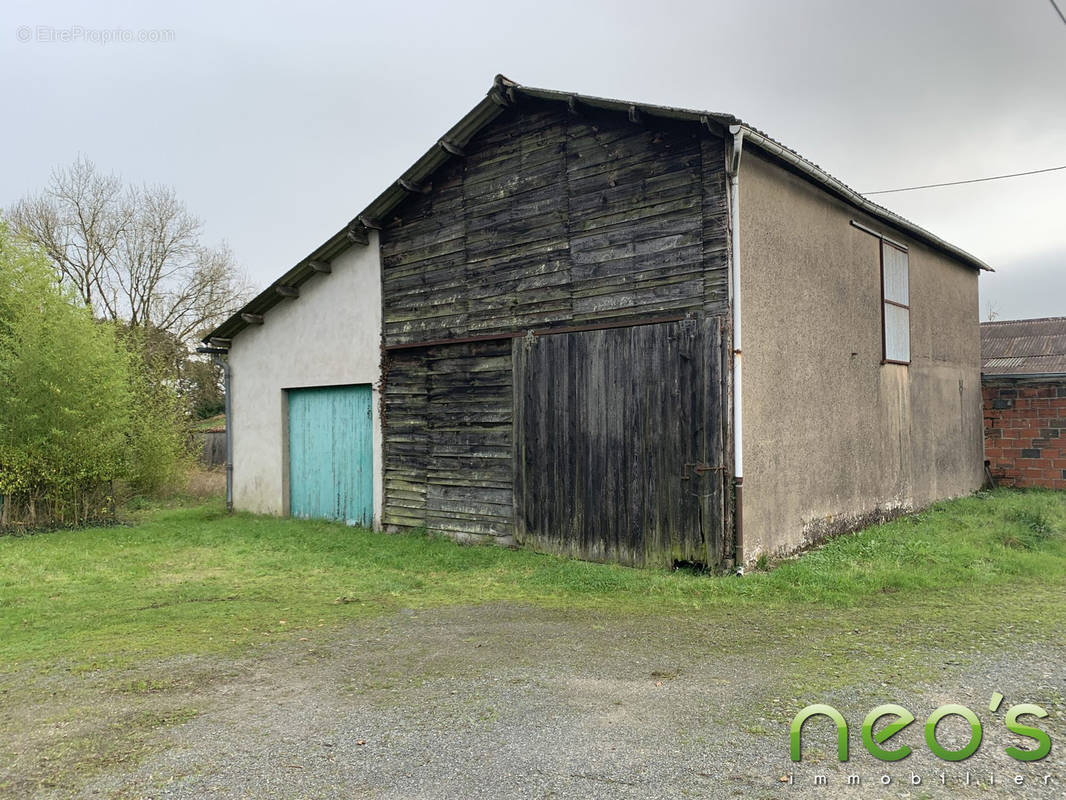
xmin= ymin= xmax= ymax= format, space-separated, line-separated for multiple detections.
xmin=981 ymin=317 xmax=1066 ymax=376
xmin=204 ymin=74 xmax=992 ymax=346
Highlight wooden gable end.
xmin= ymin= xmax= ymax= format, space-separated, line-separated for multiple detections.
xmin=380 ymin=101 xmax=730 ymax=347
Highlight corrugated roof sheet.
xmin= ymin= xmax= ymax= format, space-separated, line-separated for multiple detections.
xmin=981 ymin=316 xmax=1066 ymax=376
xmin=204 ymin=74 xmax=993 ymax=345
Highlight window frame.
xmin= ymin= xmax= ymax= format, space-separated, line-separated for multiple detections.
xmin=850 ymin=220 xmax=911 ymax=367
xmin=879 ymin=239 xmax=910 ymax=366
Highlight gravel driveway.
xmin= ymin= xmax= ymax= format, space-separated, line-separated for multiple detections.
xmin=6 ymin=604 xmax=1065 ymax=800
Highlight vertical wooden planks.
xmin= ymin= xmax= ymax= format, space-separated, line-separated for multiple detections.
xmin=513 ymin=317 xmax=724 ymax=567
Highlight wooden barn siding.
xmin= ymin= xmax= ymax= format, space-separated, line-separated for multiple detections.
xmin=382 ymin=339 xmax=513 ymax=539
xmin=380 ymin=104 xmax=730 ymax=345
xmin=380 ymin=102 xmax=731 ymax=545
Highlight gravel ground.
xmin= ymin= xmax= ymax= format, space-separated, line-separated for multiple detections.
xmin=6 ymin=604 xmax=1065 ymax=800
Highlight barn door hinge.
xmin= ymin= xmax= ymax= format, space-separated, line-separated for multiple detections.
xmin=681 ymin=462 xmax=725 ymax=479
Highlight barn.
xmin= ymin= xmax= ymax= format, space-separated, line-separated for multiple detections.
xmin=982 ymin=317 xmax=1066 ymax=490
xmin=203 ymin=75 xmax=989 ymax=569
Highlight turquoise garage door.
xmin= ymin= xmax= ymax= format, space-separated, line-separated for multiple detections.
xmin=288 ymin=384 xmax=373 ymax=526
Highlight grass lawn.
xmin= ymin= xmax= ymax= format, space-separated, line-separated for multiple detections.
xmin=188 ymin=414 xmax=225 ymax=433
xmin=1 ymin=488 xmax=1065 ymax=798
xmin=1 ymin=488 xmax=1064 ymax=673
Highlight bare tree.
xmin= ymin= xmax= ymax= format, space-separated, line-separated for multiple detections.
xmin=9 ymin=155 xmax=129 ymax=310
xmin=8 ymin=156 xmax=250 ymax=344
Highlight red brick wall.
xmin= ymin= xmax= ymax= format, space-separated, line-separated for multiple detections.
xmin=983 ymin=379 xmax=1066 ymax=489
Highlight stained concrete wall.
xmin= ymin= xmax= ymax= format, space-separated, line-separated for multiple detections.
xmin=227 ymin=234 xmax=383 ymax=525
xmin=738 ymin=151 xmax=984 ymax=560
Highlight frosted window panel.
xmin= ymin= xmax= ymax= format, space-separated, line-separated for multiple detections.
xmin=884 ymin=304 xmax=910 ymax=362
xmin=882 ymin=245 xmax=909 ymax=305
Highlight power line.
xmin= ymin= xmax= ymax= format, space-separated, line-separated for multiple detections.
xmin=865 ymin=1 xmax=1066 ymax=197
xmin=1051 ymin=0 xmax=1066 ymax=27
xmin=863 ymin=164 xmax=1066 ymax=195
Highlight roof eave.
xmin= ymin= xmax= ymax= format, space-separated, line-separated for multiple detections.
xmin=204 ymin=75 xmax=993 ymax=345
xmin=203 ymin=91 xmax=511 ymax=346
xmin=737 ymin=128 xmax=992 ymax=273
xmin=207 ymin=222 xmax=368 ymax=343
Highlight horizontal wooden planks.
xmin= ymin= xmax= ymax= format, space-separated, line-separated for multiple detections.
xmin=380 ymin=102 xmax=731 ymax=347
xmin=701 ymin=137 xmax=730 ymax=308
xmin=564 ymin=117 xmax=708 ymax=324
xmin=382 ymin=353 xmax=428 ymax=529
xmin=383 ymin=340 xmax=514 ymax=538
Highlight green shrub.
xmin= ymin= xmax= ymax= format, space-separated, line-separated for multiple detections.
xmin=120 ymin=327 xmax=193 ymax=495
xmin=0 ymin=222 xmax=189 ymax=526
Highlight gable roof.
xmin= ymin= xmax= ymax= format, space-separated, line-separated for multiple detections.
xmin=981 ymin=316 xmax=1066 ymax=377
xmin=204 ymin=75 xmax=992 ymax=346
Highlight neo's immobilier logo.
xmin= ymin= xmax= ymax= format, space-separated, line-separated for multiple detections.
xmin=790 ymin=693 xmax=1051 ymax=763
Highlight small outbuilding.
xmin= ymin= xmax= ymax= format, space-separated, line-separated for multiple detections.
xmin=982 ymin=317 xmax=1066 ymax=489
xmin=205 ymin=76 xmax=990 ymax=569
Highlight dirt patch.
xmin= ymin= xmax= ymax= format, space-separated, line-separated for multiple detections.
xmin=182 ymin=468 xmax=225 ymax=501
xmin=0 ymin=668 xmax=206 ymax=797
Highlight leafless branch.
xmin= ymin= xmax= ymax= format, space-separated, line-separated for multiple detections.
xmin=8 ymin=156 xmax=251 ymax=346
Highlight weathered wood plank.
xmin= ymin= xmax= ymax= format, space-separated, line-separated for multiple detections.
xmin=382 ymin=340 xmax=514 ymax=539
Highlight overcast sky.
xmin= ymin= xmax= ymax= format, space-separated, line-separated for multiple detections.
xmin=4 ymin=0 xmax=1064 ymax=321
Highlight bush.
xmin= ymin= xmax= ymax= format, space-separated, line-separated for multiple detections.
xmin=122 ymin=328 xmax=193 ymax=495
xmin=0 ymin=222 xmax=189 ymax=526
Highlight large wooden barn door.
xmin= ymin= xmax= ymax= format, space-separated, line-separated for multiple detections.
xmin=288 ymin=384 xmax=373 ymax=526
xmin=513 ymin=317 xmax=725 ymax=567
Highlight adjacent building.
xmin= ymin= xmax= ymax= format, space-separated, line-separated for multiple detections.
xmin=982 ymin=317 xmax=1066 ymax=489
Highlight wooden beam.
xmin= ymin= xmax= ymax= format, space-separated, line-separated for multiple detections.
xmin=275 ymin=285 xmax=299 ymax=298
xmin=346 ymin=225 xmax=369 ymax=245
xmin=241 ymin=312 xmax=263 ymax=325
xmin=308 ymin=259 xmax=331 ymax=273
xmin=397 ymin=178 xmax=430 ymax=194
xmin=383 ymin=313 xmax=688 ymax=351
xmin=568 ymin=95 xmax=580 ymax=116
xmin=358 ymin=213 xmax=382 ymax=231
xmin=489 ymin=87 xmax=512 ymax=108
xmin=438 ymin=139 xmax=466 ymax=157
xmin=628 ymin=105 xmax=642 ymax=124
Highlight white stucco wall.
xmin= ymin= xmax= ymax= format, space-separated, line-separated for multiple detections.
xmin=227 ymin=233 xmax=383 ymax=526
